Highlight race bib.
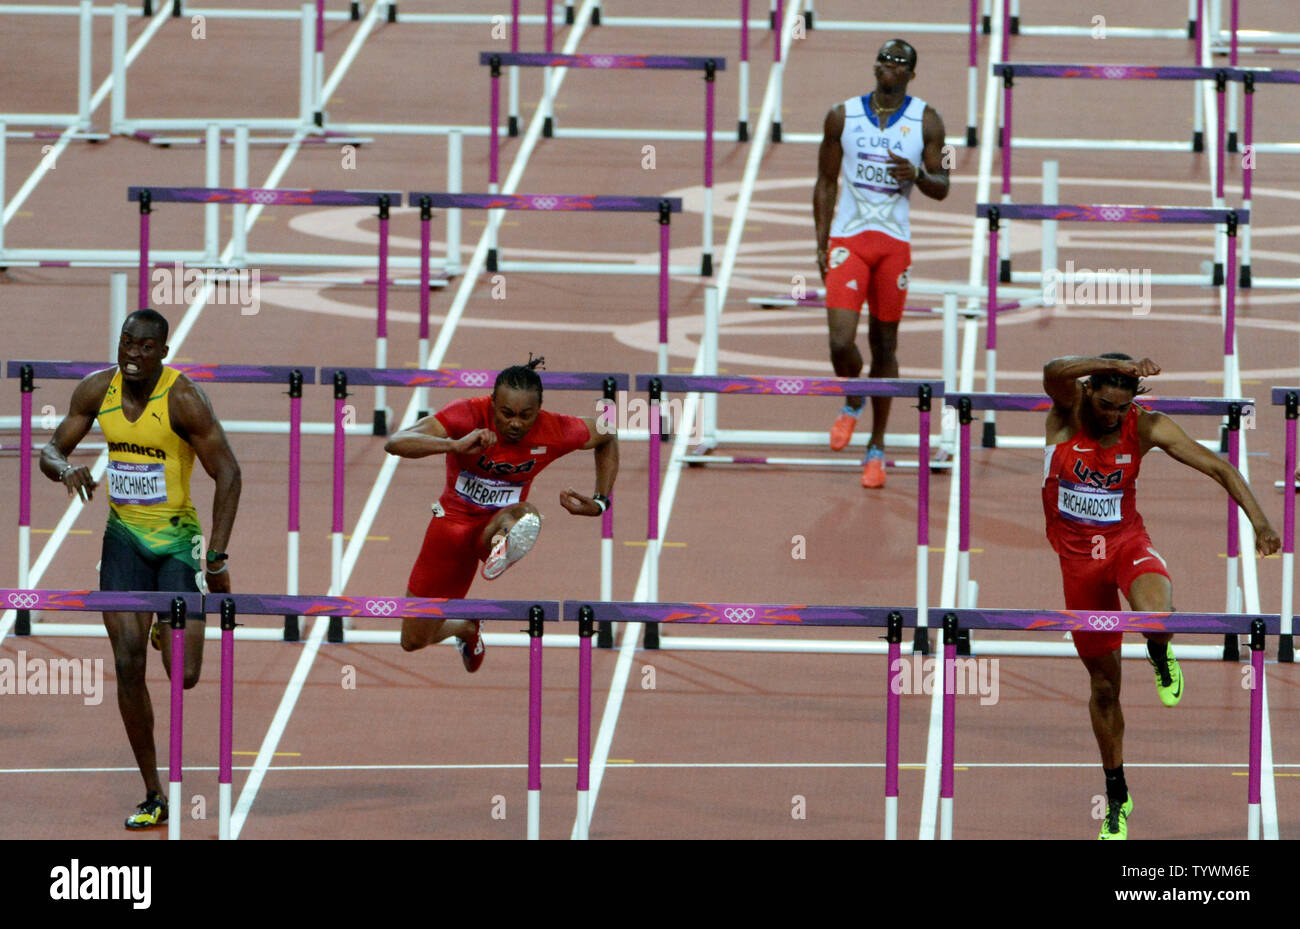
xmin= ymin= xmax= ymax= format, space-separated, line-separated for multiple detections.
xmin=1057 ymin=480 xmax=1122 ymax=526
xmin=853 ymin=157 xmax=902 ymax=191
xmin=455 ymin=472 xmax=524 ymax=509
xmin=107 ymin=460 xmax=167 ymax=506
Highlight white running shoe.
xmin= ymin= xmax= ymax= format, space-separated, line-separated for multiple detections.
xmin=481 ymin=512 xmax=542 ymax=580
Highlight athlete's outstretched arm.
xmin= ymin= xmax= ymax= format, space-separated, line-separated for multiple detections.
xmin=39 ymin=369 xmax=113 ymax=502
xmin=1042 ymin=356 xmax=1160 ymax=411
xmin=1145 ymin=412 xmax=1281 ymax=556
xmin=813 ymin=104 xmax=845 ymax=283
xmin=171 ymin=377 xmax=242 ymax=579
xmin=560 ymin=418 xmax=619 ymax=516
xmin=385 ymin=415 xmax=494 ymax=458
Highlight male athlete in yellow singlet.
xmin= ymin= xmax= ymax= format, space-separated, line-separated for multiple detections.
xmin=42 ymin=309 xmax=241 ymax=830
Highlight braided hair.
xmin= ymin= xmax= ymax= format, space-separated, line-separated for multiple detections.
xmin=1089 ymin=352 xmax=1150 ymax=396
xmin=493 ymin=354 xmax=545 ymax=404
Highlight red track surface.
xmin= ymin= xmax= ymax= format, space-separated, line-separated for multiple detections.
xmin=1 ymin=0 xmax=1297 ymax=844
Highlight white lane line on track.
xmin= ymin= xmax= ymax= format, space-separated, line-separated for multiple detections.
xmin=229 ymin=0 xmax=603 ymax=840
xmin=572 ymin=0 xmax=807 ymax=841
xmin=0 ymin=4 xmax=177 ymax=646
xmin=921 ymin=0 xmax=1006 ymax=841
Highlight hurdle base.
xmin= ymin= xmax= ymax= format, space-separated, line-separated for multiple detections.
xmin=912 ymin=627 xmax=931 ymax=656
xmin=999 ymin=258 xmax=1011 ymax=284
xmin=956 ymin=628 xmax=971 ymax=656
xmin=283 ymin=615 xmax=300 ymax=643
xmin=565 ymin=4 xmax=575 ymax=24
xmin=1193 ymin=130 xmax=1204 ymax=153
xmin=373 ymin=409 xmax=388 ymax=436
xmin=1241 ymin=265 xmax=1252 ymax=288
xmin=1227 ymin=131 xmax=1238 ymax=154
xmin=1187 ymin=19 xmax=1196 ymax=39
xmin=772 ymin=122 xmax=783 ymax=144
xmin=982 ymin=421 xmax=997 ymax=448
xmin=804 ymin=9 xmax=813 ymax=29
xmin=15 ymin=610 xmax=31 ymax=636
xmin=418 ymin=409 xmax=430 ymax=420
xmin=701 ymin=253 xmax=713 ymax=277
xmin=351 ymin=1 xmax=361 ymax=20
xmin=982 ymin=14 xmax=991 ymax=34
xmin=1221 ymin=633 xmax=1240 ymax=662
xmin=327 ymin=616 xmax=344 ymax=644
xmin=543 ymin=117 xmax=554 ymax=138
xmin=387 ymin=2 xmax=397 ymax=22
xmin=596 ymin=621 xmax=613 ymax=649
xmin=591 ymin=5 xmax=601 ymax=25
xmin=314 ymin=112 xmax=325 ymax=129
xmin=1213 ymin=262 xmax=1224 ymax=287
xmin=966 ymin=126 xmax=977 ymax=148
xmin=737 ymin=120 xmax=749 ymax=143
xmin=1219 ymin=424 xmax=1229 ymax=454
xmin=769 ymin=10 xmax=776 ymax=29
xmin=1280 ymin=635 xmax=1294 ymax=663
xmin=487 ymin=248 xmax=498 ymax=272
xmin=143 ymin=0 xmax=152 ymax=14
xmin=1010 ymin=15 xmax=1019 ymax=34
xmin=644 ymin=623 xmax=660 ymax=650
xmin=508 ymin=115 xmax=519 ymax=138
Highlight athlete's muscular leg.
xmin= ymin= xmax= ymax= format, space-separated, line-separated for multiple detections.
xmin=866 ymin=317 xmax=899 ymax=449
xmin=1080 ymin=650 xmax=1124 ymax=769
xmin=827 ymin=308 xmax=865 ymax=412
xmin=399 ymin=599 xmax=474 ymax=651
xmin=103 ymin=610 xmax=163 ymax=797
xmin=1127 ymin=571 xmax=1175 ymax=649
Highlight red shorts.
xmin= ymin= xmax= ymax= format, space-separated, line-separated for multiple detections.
xmin=407 ymin=512 xmax=492 ymax=598
xmin=824 ymin=229 xmax=911 ymax=321
xmin=1060 ymin=531 xmax=1172 ymax=658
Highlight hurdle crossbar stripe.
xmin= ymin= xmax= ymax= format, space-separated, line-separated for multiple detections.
xmin=409 ymin=192 xmax=682 ymax=213
xmin=946 ymin=391 xmax=1252 ymax=416
xmin=319 ymin=367 xmax=629 ymax=391
xmin=480 ymin=52 xmax=726 ymax=70
xmin=221 ymin=593 xmax=560 ymax=622
xmin=0 ymin=589 xmax=202 ymax=614
xmin=635 ymin=374 xmax=944 ymax=398
xmin=976 ymin=202 xmax=1248 ymax=224
xmin=127 ymin=186 xmax=401 ymax=206
xmin=6 ymin=360 xmax=318 ymax=383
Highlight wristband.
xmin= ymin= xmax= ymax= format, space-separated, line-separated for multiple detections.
xmin=58 ymin=465 xmax=73 ymax=481
xmin=592 ymin=493 xmax=610 ymax=514
xmin=205 ymin=561 xmax=229 ymax=575
xmin=206 ymin=550 xmax=228 ymax=563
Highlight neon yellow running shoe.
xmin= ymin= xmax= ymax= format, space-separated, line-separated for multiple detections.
xmin=1148 ymin=647 xmax=1184 ymax=707
xmin=1098 ymin=794 xmax=1133 ymax=840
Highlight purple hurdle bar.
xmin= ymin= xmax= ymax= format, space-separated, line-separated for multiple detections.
xmin=409 ymin=193 xmax=682 ymax=371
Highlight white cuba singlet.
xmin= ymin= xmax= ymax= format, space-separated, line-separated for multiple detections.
xmin=829 ymin=93 xmax=927 ymax=243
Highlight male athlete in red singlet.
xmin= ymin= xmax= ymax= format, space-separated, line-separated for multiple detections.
xmin=1043 ymin=353 xmax=1280 ymax=840
xmin=813 ymin=38 xmax=950 ymax=488
xmin=384 ymin=359 xmax=618 ymax=672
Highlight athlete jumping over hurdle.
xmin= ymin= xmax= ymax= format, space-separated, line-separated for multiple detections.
xmin=1042 ymin=353 xmax=1280 ymax=840
xmin=40 ymin=308 xmax=243 ymax=831
xmin=814 ymin=38 xmax=950 ymax=488
xmin=385 ymin=357 xmax=618 ymax=672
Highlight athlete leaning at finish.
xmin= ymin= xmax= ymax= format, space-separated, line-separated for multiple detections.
xmin=1042 ymin=353 xmax=1280 ymax=840
xmin=40 ymin=308 xmax=242 ymax=831
xmin=813 ymin=38 xmax=949 ymax=488
xmin=385 ymin=357 xmax=618 ymax=672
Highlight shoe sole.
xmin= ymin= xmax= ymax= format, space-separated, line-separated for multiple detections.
xmin=482 ymin=513 xmax=541 ymax=580
xmin=458 ymin=622 xmax=485 ymax=672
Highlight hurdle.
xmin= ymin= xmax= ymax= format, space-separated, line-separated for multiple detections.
xmin=6 ymin=361 xmax=314 ymax=640
xmin=637 ymin=374 xmax=942 ymax=655
xmin=0 ymin=1 xmax=95 ymax=132
xmin=481 ymin=54 xmax=722 ymax=275
xmin=1233 ymin=68 xmax=1300 ymax=289
xmin=408 ymin=193 xmax=683 ymax=373
xmin=318 ymin=367 xmax=627 ymax=647
xmin=128 ymin=186 xmax=401 ymax=432
xmin=1271 ymin=387 xmax=1297 ymax=663
xmin=976 ymin=203 xmax=1246 ymax=446
xmin=948 ymin=391 xmax=1261 ymax=661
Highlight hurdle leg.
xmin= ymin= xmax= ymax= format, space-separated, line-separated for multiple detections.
xmin=232 ymin=125 xmax=249 ymax=268
xmin=699 ymin=287 xmax=720 ymax=451
xmin=219 ymin=599 xmax=236 ymax=840
xmin=576 ymin=606 xmax=593 ymax=838
xmin=702 ymin=64 xmax=716 ymax=276
xmin=966 ymin=0 xmax=978 ymax=146
xmin=167 ymin=598 xmax=186 ymax=841
xmin=78 ymin=0 xmax=93 ymax=132
xmin=1008 ymin=0 xmax=1019 ymax=33
xmin=542 ymin=66 xmax=555 ymax=138
xmin=1241 ymin=76 xmax=1253 ymax=287
xmin=1041 ymin=161 xmax=1059 ymax=303
xmin=1188 ymin=0 xmax=1198 ymax=38
xmin=1247 ymin=619 xmax=1264 ymax=838
xmin=771 ymin=3 xmax=784 ymax=143
xmin=329 ymin=372 xmax=348 ymax=642
xmin=738 ymin=0 xmax=750 ymax=141
xmin=314 ymin=0 xmax=326 ymax=127
xmin=204 ymin=124 xmax=220 ymax=265
xmin=112 ymin=3 xmax=128 ymax=134
xmin=16 ymin=366 xmax=33 ymax=637
xmin=983 ymin=213 xmax=999 ymax=447
xmin=137 ymin=190 xmax=152 ymax=311
xmin=527 ymin=606 xmax=544 ymax=839
xmin=939 ymin=614 xmax=958 ymax=840
xmin=565 ymin=0 xmax=575 ymax=25
xmin=374 ymin=195 xmax=391 ymax=436
xmin=0 ymin=123 xmax=5 ymax=260
xmin=1224 ymin=408 xmax=1242 ymax=659
xmin=285 ymin=371 xmax=303 ymax=642
xmin=299 ymin=4 xmax=315 ymax=129
xmin=591 ymin=0 xmax=602 ymax=26
xmin=1282 ymin=397 xmax=1296 ymax=664
xmin=645 ymin=381 xmax=663 ymax=650
xmin=884 ymin=613 xmax=903 ymax=839
xmin=445 ymin=130 xmax=462 ymax=278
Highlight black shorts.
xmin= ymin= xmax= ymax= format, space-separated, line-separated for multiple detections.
xmin=100 ymin=522 xmax=204 ymax=621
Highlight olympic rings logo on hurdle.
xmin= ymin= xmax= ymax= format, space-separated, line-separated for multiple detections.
xmin=1102 ymin=67 xmax=1129 ymax=80
xmin=8 ymin=592 xmax=40 ymax=609
xmin=251 ymin=190 xmax=281 ymax=205
xmin=723 ymin=607 xmax=756 ymax=623
xmin=460 ymin=372 xmax=490 ymax=387
xmin=1087 ymin=615 xmax=1120 ymax=630
xmin=590 ymin=56 xmax=616 ymax=68
xmin=773 ymin=379 xmax=805 ymax=394
xmin=531 ymin=196 xmax=559 ymax=210
xmin=1098 ymin=207 xmax=1127 ymax=222
xmin=365 ymin=599 xmax=399 ymax=616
